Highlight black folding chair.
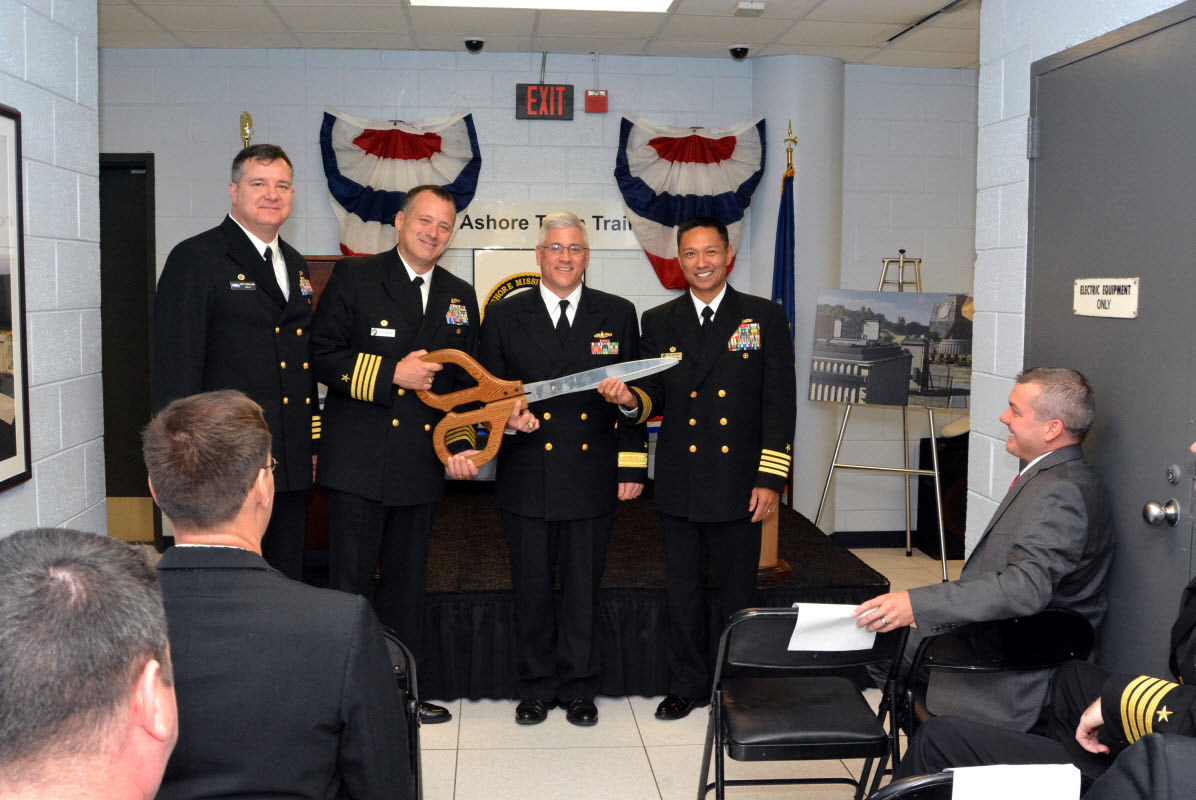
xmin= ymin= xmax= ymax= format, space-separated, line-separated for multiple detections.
xmin=382 ymin=627 xmax=423 ymax=800
xmin=698 ymin=606 xmax=909 ymax=800
xmin=866 ymin=771 xmax=953 ymax=800
xmin=903 ymin=607 xmax=1094 ymax=737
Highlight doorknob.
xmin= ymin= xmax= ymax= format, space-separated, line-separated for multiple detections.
xmin=1142 ymin=499 xmax=1182 ymax=527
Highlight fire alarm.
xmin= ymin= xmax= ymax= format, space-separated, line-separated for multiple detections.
xmin=585 ymin=89 xmax=608 ymax=114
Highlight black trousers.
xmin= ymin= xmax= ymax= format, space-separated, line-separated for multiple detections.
xmin=326 ymin=489 xmax=435 ymax=657
xmin=897 ymin=659 xmax=1115 ymax=783
xmin=659 ymin=512 xmax=760 ymax=698
xmin=502 ymin=510 xmax=612 ymax=703
xmin=261 ymin=489 xmax=308 ymax=581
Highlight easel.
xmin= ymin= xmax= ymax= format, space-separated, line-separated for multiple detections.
xmin=813 ymin=252 xmax=949 ymax=581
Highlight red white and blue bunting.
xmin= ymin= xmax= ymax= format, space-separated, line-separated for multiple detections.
xmin=320 ymin=108 xmax=482 ymax=256
xmin=614 ymin=114 xmax=765 ymax=290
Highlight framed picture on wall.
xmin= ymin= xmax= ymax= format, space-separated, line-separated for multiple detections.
xmin=0 ymin=104 xmax=31 ymax=492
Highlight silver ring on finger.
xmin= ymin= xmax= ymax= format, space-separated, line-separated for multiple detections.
xmin=880 ymin=617 xmax=888 ymax=627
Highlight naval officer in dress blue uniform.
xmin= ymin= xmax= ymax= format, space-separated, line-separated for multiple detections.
xmin=600 ymin=216 xmax=796 ymax=720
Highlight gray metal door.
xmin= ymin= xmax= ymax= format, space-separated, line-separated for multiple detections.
xmin=1027 ymin=2 xmax=1196 ymax=676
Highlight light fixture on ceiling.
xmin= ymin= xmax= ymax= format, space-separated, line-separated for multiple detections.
xmin=409 ymin=0 xmax=671 ymax=10
xmin=734 ymin=1 xmax=765 ymax=17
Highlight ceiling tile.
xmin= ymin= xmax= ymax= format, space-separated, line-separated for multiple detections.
xmin=671 ymin=0 xmax=818 ymax=18
xmin=99 ymin=4 xmax=165 ymax=32
xmin=414 ymin=32 xmax=534 ymax=52
xmin=273 ymin=5 xmax=408 ymax=33
xmin=779 ymin=20 xmax=901 ymax=47
xmin=643 ymin=39 xmax=753 ymax=58
xmin=408 ymin=7 xmax=534 ymax=35
xmin=536 ymin=10 xmax=665 ymax=39
xmin=886 ymin=25 xmax=979 ymax=53
xmin=657 ymin=12 xmax=795 ymax=44
xmin=932 ymin=0 xmax=981 ymax=30
xmin=99 ymin=30 xmax=185 ymax=47
xmin=530 ymin=35 xmax=649 ymax=55
xmin=295 ymin=31 xmax=415 ymax=49
xmin=808 ymin=0 xmax=945 ymax=25
xmin=757 ymin=42 xmax=878 ymax=60
xmin=863 ymin=48 xmax=977 ymax=68
xmin=176 ymin=30 xmax=300 ymax=47
xmin=140 ymin=4 xmax=285 ymax=31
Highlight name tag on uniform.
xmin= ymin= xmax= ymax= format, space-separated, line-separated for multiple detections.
xmin=662 ymin=352 xmax=682 ymax=360
xmin=728 ymin=321 xmax=761 ymax=351
xmin=230 ymin=280 xmax=257 ymax=291
xmin=370 ymin=327 xmax=396 ymax=338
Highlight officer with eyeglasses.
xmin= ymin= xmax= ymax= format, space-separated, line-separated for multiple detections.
xmin=447 ymin=212 xmax=647 ymax=726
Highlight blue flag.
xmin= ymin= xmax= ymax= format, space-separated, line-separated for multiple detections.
xmin=771 ymin=168 xmax=796 ymax=341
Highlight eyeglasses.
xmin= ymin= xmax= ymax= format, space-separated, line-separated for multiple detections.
xmin=266 ymin=457 xmax=278 ymax=472
xmin=541 ymin=243 xmax=588 ymax=256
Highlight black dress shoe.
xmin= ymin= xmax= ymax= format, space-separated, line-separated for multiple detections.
xmin=654 ymin=695 xmax=706 ymax=720
xmin=515 ymin=699 xmax=552 ymax=725
xmin=418 ymin=701 xmax=452 ymax=724
xmin=563 ymin=698 xmax=598 ymax=726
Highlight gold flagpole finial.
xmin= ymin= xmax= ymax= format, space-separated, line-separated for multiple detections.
xmin=239 ymin=111 xmax=254 ymax=149
xmin=784 ymin=120 xmax=798 ymax=176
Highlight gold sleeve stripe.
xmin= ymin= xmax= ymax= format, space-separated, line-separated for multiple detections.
xmin=759 ymin=464 xmax=790 ymax=478
xmin=311 ymin=416 xmax=322 ymax=440
xmin=762 ymin=448 xmax=793 ymax=465
xmin=631 ymin=386 xmax=652 ymax=425
xmin=445 ymin=426 xmax=476 ymax=448
xmin=761 ymin=454 xmax=791 ymax=470
xmin=351 ymin=353 xmax=383 ymax=402
xmin=618 ymin=452 xmax=649 ymax=468
xmin=1121 ymin=676 xmax=1178 ymax=742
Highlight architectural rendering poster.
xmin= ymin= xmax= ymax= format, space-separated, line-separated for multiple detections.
xmin=809 ymin=289 xmax=973 ymax=409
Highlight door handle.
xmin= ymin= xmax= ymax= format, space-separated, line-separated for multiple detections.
xmin=1142 ymin=499 xmax=1182 ymax=528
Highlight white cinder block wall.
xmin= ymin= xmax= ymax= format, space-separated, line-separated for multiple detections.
xmin=97 ymin=49 xmax=759 ymax=320
xmin=0 ymin=1 xmax=105 ymax=535
xmin=966 ymin=0 xmax=1184 ymax=551
xmin=834 ymin=64 xmax=977 ymax=535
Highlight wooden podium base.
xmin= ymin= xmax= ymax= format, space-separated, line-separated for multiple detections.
xmin=757 ymin=508 xmax=792 ymax=583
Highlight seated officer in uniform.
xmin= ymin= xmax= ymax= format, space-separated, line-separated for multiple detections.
xmin=144 ymin=390 xmax=411 ymax=800
xmin=0 ymin=528 xmax=177 ymax=800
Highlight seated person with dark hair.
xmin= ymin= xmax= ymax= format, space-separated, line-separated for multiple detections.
xmin=144 ymin=389 xmax=411 ymax=800
xmin=0 ymin=528 xmax=177 ymax=800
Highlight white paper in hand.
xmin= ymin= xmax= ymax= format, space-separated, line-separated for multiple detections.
xmin=951 ymin=764 xmax=1080 ymax=800
xmin=787 ymin=603 xmax=876 ymax=651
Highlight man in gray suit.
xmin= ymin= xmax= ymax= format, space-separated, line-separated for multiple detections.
xmin=854 ymin=367 xmax=1116 ymax=731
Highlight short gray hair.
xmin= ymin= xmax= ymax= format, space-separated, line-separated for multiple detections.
xmin=537 ymin=212 xmax=589 ymax=248
xmin=1017 ymin=367 xmax=1096 ymax=441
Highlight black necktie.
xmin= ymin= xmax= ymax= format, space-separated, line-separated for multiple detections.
xmin=700 ymin=306 xmax=714 ymax=342
xmin=556 ymin=299 xmax=570 ymax=342
xmin=411 ymin=275 xmax=425 ymax=320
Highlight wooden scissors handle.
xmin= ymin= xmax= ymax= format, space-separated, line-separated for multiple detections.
xmin=430 ymin=396 xmax=520 ymax=468
xmin=415 ymin=349 xmax=524 ymax=411
xmin=416 ymin=349 xmax=527 ymax=468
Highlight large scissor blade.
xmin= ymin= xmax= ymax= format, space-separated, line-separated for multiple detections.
xmin=522 ymin=358 xmax=677 ymax=405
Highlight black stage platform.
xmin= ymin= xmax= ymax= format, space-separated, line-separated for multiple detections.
xmin=414 ymin=481 xmax=889 ymax=700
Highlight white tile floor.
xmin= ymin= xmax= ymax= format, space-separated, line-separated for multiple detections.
xmin=416 ymin=547 xmax=965 ymax=800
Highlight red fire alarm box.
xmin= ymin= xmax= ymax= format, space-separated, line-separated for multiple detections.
xmin=585 ymin=89 xmax=608 ymax=114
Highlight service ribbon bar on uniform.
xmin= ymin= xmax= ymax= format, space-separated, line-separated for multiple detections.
xmin=351 ymin=353 xmax=383 ymax=402
xmin=759 ymin=448 xmax=792 ymax=478
xmin=618 ymin=452 xmax=649 ymax=469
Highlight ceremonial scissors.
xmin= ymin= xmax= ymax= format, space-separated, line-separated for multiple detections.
xmin=416 ymin=349 xmax=677 ymax=467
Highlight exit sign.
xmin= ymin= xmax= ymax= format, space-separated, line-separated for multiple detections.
xmin=516 ymin=84 xmax=574 ymax=120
